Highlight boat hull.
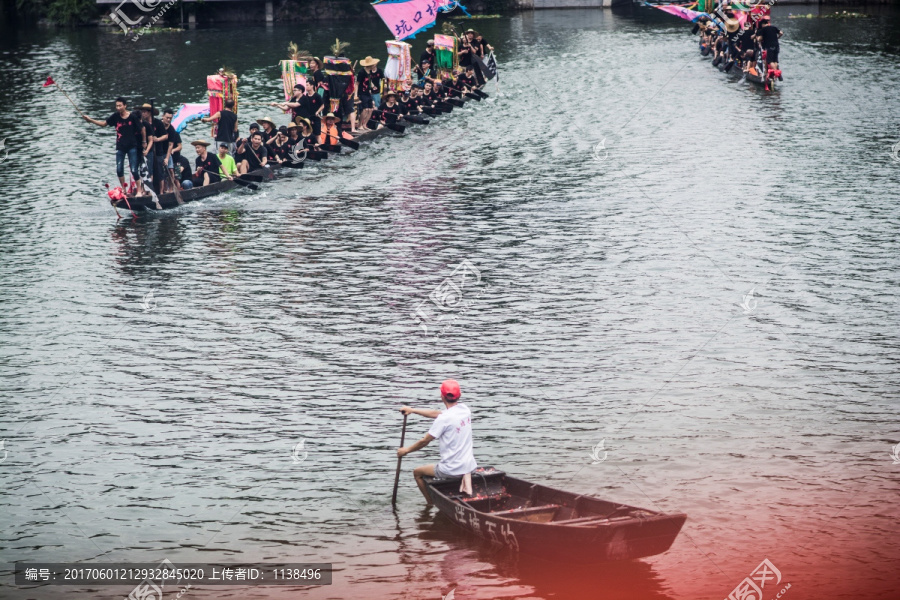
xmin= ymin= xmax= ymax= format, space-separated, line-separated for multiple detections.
xmin=425 ymin=469 xmax=686 ymax=563
xmin=113 ymin=167 xmax=274 ymax=212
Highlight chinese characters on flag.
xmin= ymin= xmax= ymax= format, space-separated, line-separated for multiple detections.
xmin=371 ymin=0 xmax=440 ymax=41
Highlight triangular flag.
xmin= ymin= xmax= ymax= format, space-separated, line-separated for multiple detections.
xmin=43 ymin=76 xmax=55 ymax=87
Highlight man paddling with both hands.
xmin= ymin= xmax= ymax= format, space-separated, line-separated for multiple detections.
xmin=397 ymin=379 xmax=477 ymax=505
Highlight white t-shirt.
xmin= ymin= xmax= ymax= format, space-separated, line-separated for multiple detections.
xmin=428 ymin=402 xmax=477 ymax=476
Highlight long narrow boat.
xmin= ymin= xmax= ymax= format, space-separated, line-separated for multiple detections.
xmin=112 ymin=167 xmax=274 ymax=212
xmin=425 ymin=467 xmax=686 ymax=563
xmin=702 ymin=41 xmax=773 ymax=89
xmin=111 ymin=95 xmax=471 ymax=213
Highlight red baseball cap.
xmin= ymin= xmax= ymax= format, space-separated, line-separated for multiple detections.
xmin=440 ymin=379 xmax=461 ymax=402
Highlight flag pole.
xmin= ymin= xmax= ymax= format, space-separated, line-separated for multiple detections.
xmin=45 ymin=76 xmax=84 ymax=116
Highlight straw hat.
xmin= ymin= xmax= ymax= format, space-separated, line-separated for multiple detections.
xmin=384 ymin=90 xmax=398 ymax=98
xmin=324 ymin=112 xmax=337 ymax=119
xmin=256 ymin=116 xmax=277 ymax=129
xmin=725 ymin=18 xmax=740 ymax=33
xmin=139 ymin=103 xmax=159 ymax=116
xmin=292 ymin=117 xmax=312 ymax=130
xmin=191 ymin=139 xmax=211 ymax=147
xmin=360 ymin=56 xmax=380 ymax=67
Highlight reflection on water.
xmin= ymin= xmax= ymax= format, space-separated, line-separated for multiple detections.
xmin=1 ymin=5 xmax=900 ymax=600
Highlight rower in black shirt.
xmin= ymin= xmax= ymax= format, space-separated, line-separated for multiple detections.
xmin=294 ymin=118 xmax=317 ymax=150
xmin=285 ymin=123 xmax=303 ymax=154
xmin=377 ymin=91 xmax=402 ymax=124
xmin=202 ymin=99 xmax=239 ymax=154
xmin=257 ymin=117 xmax=278 ymax=145
xmin=422 ymin=81 xmax=439 ymax=107
xmin=399 ymin=89 xmax=416 ymax=115
xmin=456 ymin=66 xmax=478 ymax=92
xmin=236 ymin=132 xmax=268 ymax=174
xmin=175 ymin=154 xmax=194 ymax=190
xmin=270 ymin=127 xmax=291 ymax=165
xmin=190 ymin=140 xmax=222 ymax=187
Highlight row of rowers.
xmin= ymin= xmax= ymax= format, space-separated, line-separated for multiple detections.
xmin=82 ymin=60 xmax=486 ymax=194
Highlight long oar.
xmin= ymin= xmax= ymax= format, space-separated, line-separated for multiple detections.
xmin=391 ymin=413 xmax=408 ymax=506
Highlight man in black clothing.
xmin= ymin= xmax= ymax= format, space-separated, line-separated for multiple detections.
xmin=138 ymin=103 xmax=165 ymax=194
xmin=82 ymin=97 xmax=145 ymax=195
xmin=456 ymin=66 xmax=479 ymax=92
xmin=175 ymin=154 xmax=194 ymax=190
xmin=190 ymin=140 xmax=222 ymax=187
xmin=272 ymin=81 xmax=324 ymax=136
xmin=737 ymin=21 xmax=757 ymax=66
xmin=150 ymin=106 xmax=168 ymax=194
xmin=236 ymin=132 xmax=268 ymax=175
xmin=377 ymin=91 xmax=402 ymax=124
xmin=419 ymin=40 xmax=436 ymax=71
xmin=161 ymin=109 xmax=183 ymax=193
xmin=756 ymin=16 xmax=783 ymax=75
xmin=357 ymin=56 xmax=384 ymax=132
xmin=202 ymin=99 xmax=239 ymax=154
xmin=458 ymin=29 xmax=476 ymax=68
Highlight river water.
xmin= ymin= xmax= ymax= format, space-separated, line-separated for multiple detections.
xmin=1 ymin=5 xmax=899 ymax=600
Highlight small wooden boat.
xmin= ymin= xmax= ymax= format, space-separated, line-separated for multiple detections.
xmin=112 ymin=167 xmax=273 ymax=212
xmin=425 ymin=467 xmax=686 ymax=563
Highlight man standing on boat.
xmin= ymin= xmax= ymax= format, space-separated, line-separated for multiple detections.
xmin=756 ymin=16 xmax=783 ymax=79
xmin=397 ymin=379 xmax=477 ymax=504
xmin=202 ymin=99 xmax=239 ymax=154
xmin=82 ymin=97 xmax=145 ymax=196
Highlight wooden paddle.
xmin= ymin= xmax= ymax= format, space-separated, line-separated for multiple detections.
xmin=472 ymin=89 xmax=489 ymax=99
xmin=233 ymin=176 xmax=259 ymax=191
xmin=401 ymin=115 xmax=429 ymax=125
xmin=464 ymin=93 xmax=481 ymax=101
xmin=446 ymin=98 xmax=464 ymax=108
xmin=305 ymin=150 xmax=329 ymax=161
xmin=339 ymin=137 xmax=360 ymax=150
xmin=367 ymin=117 xmax=405 ymax=134
xmin=391 ymin=413 xmax=408 ymax=506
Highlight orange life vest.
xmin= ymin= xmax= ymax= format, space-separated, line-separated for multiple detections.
xmin=318 ymin=123 xmax=339 ymax=146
